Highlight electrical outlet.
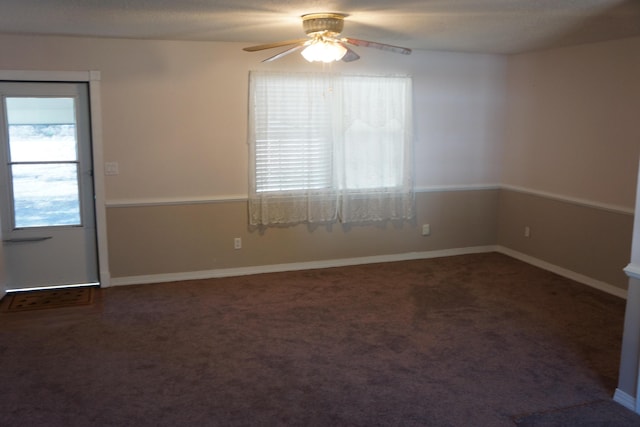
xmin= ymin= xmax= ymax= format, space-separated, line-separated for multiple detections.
xmin=524 ymin=226 xmax=531 ymax=238
xmin=422 ymin=224 xmax=431 ymax=236
xmin=234 ymin=237 xmax=242 ymax=249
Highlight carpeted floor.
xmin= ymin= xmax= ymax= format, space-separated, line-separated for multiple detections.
xmin=0 ymin=252 xmax=638 ymax=426
xmin=513 ymin=399 xmax=640 ymax=426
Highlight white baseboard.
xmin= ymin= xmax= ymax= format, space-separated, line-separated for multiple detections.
xmin=108 ymin=245 xmax=626 ymax=301
xmin=107 ymin=245 xmax=497 ymax=287
xmin=495 ymin=246 xmax=627 ymax=299
xmin=614 ymin=388 xmax=636 ymax=412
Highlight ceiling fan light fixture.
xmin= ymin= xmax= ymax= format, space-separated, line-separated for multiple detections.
xmin=243 ymin=11 xmax=410 ymax=63
xmin=301 ymin=39 xmax=347 ymax=63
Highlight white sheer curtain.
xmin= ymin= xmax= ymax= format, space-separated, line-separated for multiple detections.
xmin=248 ymin=71 xmax=414 ymax=226
xmin=334 ymin=75 xmax=414 ymax=222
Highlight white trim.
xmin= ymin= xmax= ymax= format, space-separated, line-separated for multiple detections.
xmin=102 ymin=184 xmax=635 ymax=216
xmin=0 ymin=70 xmax=94 ymax=82
xmin=614 ymin=388 xmax=636 ymax=412
xmin=106 ymin=194 xmax=247 ymax=208
xmin=6 ymin=282 xmax=99 ymax=293
xmin=415 ymin=184 xmax=500 ymax=193
xmin=502 ymin=184 xmax=634 ymax=215
xmin=87 ymin=72 xmax=111 ymax=287
xmin=109 ymin=246 xmax=497 ymax=287
xmin=496 ymin=246 xmax=627 ymax=299
xmin=624 ymin=263 xmax=640 ymax=280
xmin=105 ymin=186 xmax=501 ymax=207
xmin=0 ymin=69 xmax=111 ymax=288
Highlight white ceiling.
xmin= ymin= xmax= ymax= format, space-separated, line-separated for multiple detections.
xmin=0 ymin=0 xmax=639 ymax=54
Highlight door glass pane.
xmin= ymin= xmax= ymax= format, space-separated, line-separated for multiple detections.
xmin=6 ymin=98 xmax=77 ymax=162
xmin=11 ymin=163 xmax=81 ymax=228
xmin=4 ymin=97 xmax=81 ymax=229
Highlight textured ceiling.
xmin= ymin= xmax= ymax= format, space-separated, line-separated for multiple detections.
xmin=0 ymin=0 xmax=639 ymax=54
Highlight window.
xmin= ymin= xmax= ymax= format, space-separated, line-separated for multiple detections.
xmin=248 ymin=71 xmax=414 ymax=226
xmin=5 ymin=97 xmax=82 ymax=228
xmin=252 ymin=73 xmax=333 ymax=193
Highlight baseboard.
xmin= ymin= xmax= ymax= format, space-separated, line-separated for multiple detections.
xmin=614 ymin=388 xmax=636 ymax=412
xmin=108 ymin=245 xmax=627 ymax=300
xmin=496 ymin=246 xmax=627 ymax=299
xmin=107 ymin=245 xmax=497 ymax=287
xmin=99 ymin=269 xmax=111 ymax=288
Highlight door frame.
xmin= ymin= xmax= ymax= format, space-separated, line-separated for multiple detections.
xmin=0 ymin=70 xmax=110 ymax=288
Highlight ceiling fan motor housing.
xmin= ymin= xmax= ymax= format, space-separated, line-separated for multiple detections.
xmin=302 ymin=13 xmax=345 ymax=36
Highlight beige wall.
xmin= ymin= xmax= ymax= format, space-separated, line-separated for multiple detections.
xmin=0 ymin=33 xmax=636 ymax=293
xmin=107 ymin=190 xmax=499 ymax=278
xmin=497 ymin=189 xmax=632 ymax=288
xmin=500 ymin=35 xmax=640 ymax=404
xmin=502 ymin=37 xmax=640 ymax=209
xmin=0 ymin=33 xmax=508 ymax=282
xmin=498 ymin=36 xmax=640 ymax=292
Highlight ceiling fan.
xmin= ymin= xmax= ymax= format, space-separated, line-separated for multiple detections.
xmin=243 ymin=13 xmax=412 ymax=63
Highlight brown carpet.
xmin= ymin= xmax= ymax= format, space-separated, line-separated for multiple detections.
xmin=0 ymin=252 xmax=638 ymax=426
xmin=513 ymin=399 xmax=640 ymax=426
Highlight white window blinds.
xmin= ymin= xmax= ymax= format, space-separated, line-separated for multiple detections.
xmin=252 ymin=73 xmax=333 ymax=192
xmin=248 ymin=71 xmax=414 ymax=226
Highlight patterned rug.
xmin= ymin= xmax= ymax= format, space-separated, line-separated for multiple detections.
xmin=2 ymin=287 xmax=95 ymax=313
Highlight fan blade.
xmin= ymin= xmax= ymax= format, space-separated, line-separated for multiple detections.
xmin=341 ymin=46 xmax=360 ymax=62
xmin=262 ymin=44 xmax=305 ymax=62
xmin=243 ymin=39 xmax=308 ymax=52
xmin=344 ymin=38 xmax=411 ymax=55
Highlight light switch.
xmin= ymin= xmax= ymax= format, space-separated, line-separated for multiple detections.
xmin=104 ymin=162 xmax=119 ymax=176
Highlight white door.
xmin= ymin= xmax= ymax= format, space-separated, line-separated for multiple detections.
xmin=0 ymin=82 xmax=98 ymax=290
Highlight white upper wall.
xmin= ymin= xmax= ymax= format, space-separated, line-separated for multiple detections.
xmin=0 ymin=33 xmax=636 ymax=208
xmin=503 ymin=36 xmax=640 ymax=210
xmin=411 ymin=51 xmax=506 ymax=190
xmin=0 ymin=34 xmax=506 ymax=202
